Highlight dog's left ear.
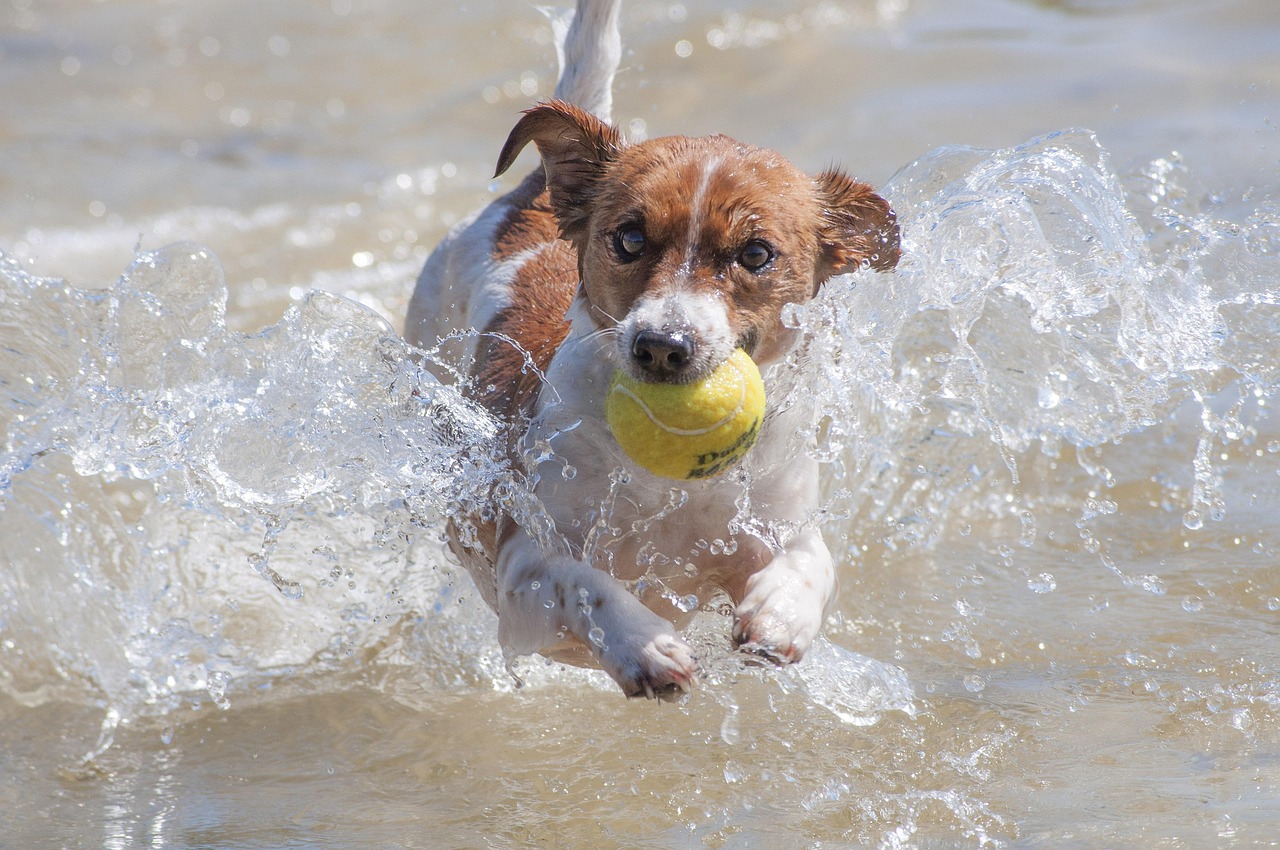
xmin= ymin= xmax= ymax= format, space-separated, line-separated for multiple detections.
xmin=495 ymin=99 xmax=623 ymax=241
xmin=813 ymin=168 xmax=901 ymax=283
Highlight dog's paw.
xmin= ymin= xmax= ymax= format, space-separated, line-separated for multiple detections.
xmin=732 ymin=569 xmax=825 ymax=665
xmin=602 ymin=630 xmax=699 ymax=701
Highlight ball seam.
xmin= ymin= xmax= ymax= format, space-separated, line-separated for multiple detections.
xmin=609 ymin=357 xmax=748 ymax=436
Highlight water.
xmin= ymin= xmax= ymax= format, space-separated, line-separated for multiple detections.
xmin=3 ymin=0 xmax=1279 ymax=846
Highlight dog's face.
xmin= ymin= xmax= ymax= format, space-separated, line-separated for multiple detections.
xmin=495 ymin=101 xmax=900 ymax=383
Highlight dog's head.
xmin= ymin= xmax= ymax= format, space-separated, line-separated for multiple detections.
xmin=495 ymin=100 xmax=900 ymax=383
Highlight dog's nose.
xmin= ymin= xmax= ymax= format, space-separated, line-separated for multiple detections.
xmin=631 ymin=329 xmax=697 ymax=378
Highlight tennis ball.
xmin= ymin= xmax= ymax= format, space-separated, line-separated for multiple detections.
xmin=605 ymin=348 xmax=766 ymax=480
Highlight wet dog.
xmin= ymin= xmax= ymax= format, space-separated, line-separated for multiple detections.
xmin=405 ymin=0 xmax=899 ymax=698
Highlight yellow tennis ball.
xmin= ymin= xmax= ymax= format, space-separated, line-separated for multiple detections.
xmin=605 ymin=348 xmax=766 ymax=480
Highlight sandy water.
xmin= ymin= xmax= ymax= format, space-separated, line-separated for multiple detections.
xmin=3 ymin=0 xmax=1280 ymax=847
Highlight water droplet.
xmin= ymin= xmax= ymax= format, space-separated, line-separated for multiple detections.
xmin=1037 ymin=386 xmax=1061 ymax=409
xmin=1183 ymin=509 xmax=1204 ymax=530
xmin=1028 ymin=573 xmax=1056 ymax=594
xmin=1136 ymin=574 xmax=1167 ymax=595
xmin=206 ymin=670 xmax=233 ymax=710
xmin=1019 ymin=511 xmax=1037 ymax=548
xmin=963 ymin=674 xmax=986 ymax=693
xmin=720 ymin=703 xmax=740 ymax=745
xmin=1181 ymin=595 xmax=1204 ymax=613
xmin=588 ymin=627 xmax=606 ymax=648
xmin=675 ymin=594 xmax=699 ymax=613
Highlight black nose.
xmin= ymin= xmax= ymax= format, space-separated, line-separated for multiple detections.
xmin=631 ymin=329 xmax=697 ymax=378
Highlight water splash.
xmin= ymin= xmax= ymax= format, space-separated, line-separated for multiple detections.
xmin=2 ymin=129 xmax=1277 ymax=729
xmin=786 ymin=637 xmax=916 ymax=726
xmin=2 ymin=244 xmax=501 ymax=512
xmin=0 ymin=243 xmax=505 ymax=715
xmin=781 ymin=129 xmax=1278 ymax=553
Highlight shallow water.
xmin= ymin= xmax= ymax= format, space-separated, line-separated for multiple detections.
xmin=3 ymin=0 xmax=1280 ymax=847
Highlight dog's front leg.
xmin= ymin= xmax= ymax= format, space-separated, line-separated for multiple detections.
xmin=496 ymin=525 xmax=699 ymax=699
xmin=731 ymin=527 xmax=835 ymax=663
xmin=725 ymin=451 xmax=838 ymax=663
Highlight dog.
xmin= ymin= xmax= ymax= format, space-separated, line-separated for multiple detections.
xmin=405 ymin=0 xmax=899 ymax=699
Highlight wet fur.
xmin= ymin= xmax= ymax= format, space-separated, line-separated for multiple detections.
xmin=405 ymin=0 xmax=899 ymax=699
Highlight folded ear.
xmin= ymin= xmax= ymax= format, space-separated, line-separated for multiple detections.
xmin=495 ymin=99 xmax=624 ymax=240
xmin=813 ymin=168 xmax=901 ymax=281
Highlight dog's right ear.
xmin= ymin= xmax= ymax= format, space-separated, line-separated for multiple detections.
xmin=495 ymin=99 xmax=623 ymax=240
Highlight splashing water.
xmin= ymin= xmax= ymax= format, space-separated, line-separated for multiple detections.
xmin=779 ymin=129 xmax=1278 ymax=559
xmin=0 ymin=243 xmax=506 ymax=716
xmin=2 ymin=129 xmax=1278 ymax=736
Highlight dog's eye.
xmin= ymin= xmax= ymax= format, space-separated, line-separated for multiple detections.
xmin=738 ymin=240 xmax=773 ymax=272
xmin=615 ymin=227 xmax=646 ymax=261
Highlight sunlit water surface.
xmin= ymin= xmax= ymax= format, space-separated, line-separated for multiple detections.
xmin=3 ymin=0 xmax=1279 ymax=847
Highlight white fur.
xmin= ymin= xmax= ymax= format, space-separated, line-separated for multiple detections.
xmin=407 ymin=0 xmax=838 ymax=698
xmin=494 ymin=301 xmax=835 ymax=693
xmin=405 ymin=203 xmax=503 ymax=357
xmin=552 ymin=0 xmax=622 ymax=121
xmin=614 ymin=288 xmax=736 ymax=381
xmin=681 ymin=156 xmax=721 ymax=274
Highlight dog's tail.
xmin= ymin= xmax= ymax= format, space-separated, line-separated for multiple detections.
xmin=547 ymin=0 xmax=622 ymax=123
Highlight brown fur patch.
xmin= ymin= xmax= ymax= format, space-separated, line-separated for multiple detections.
xmin=469 ymin=175 xmax=577 ymax=423
xmin=490 ymin=172 xmax=559 ymax=260
xmin=492 ymin=103 xmax=900 ymax=372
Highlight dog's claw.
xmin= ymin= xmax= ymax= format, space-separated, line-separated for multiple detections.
xmin=626 ymin=678 xmax=691 ymax=702
xmin=733 ymin=637 xmax=794 ymax=666
xmin=732 ymin=576 xmax=824 ymax=666
xmin=608 ymin=631 xmax=699 ymax=700
xmin=732 ymin=613 xmax=816 ymax=665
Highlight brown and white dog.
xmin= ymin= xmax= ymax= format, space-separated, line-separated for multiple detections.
xmin=405 ymin=0 xmax=899 ymax=699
